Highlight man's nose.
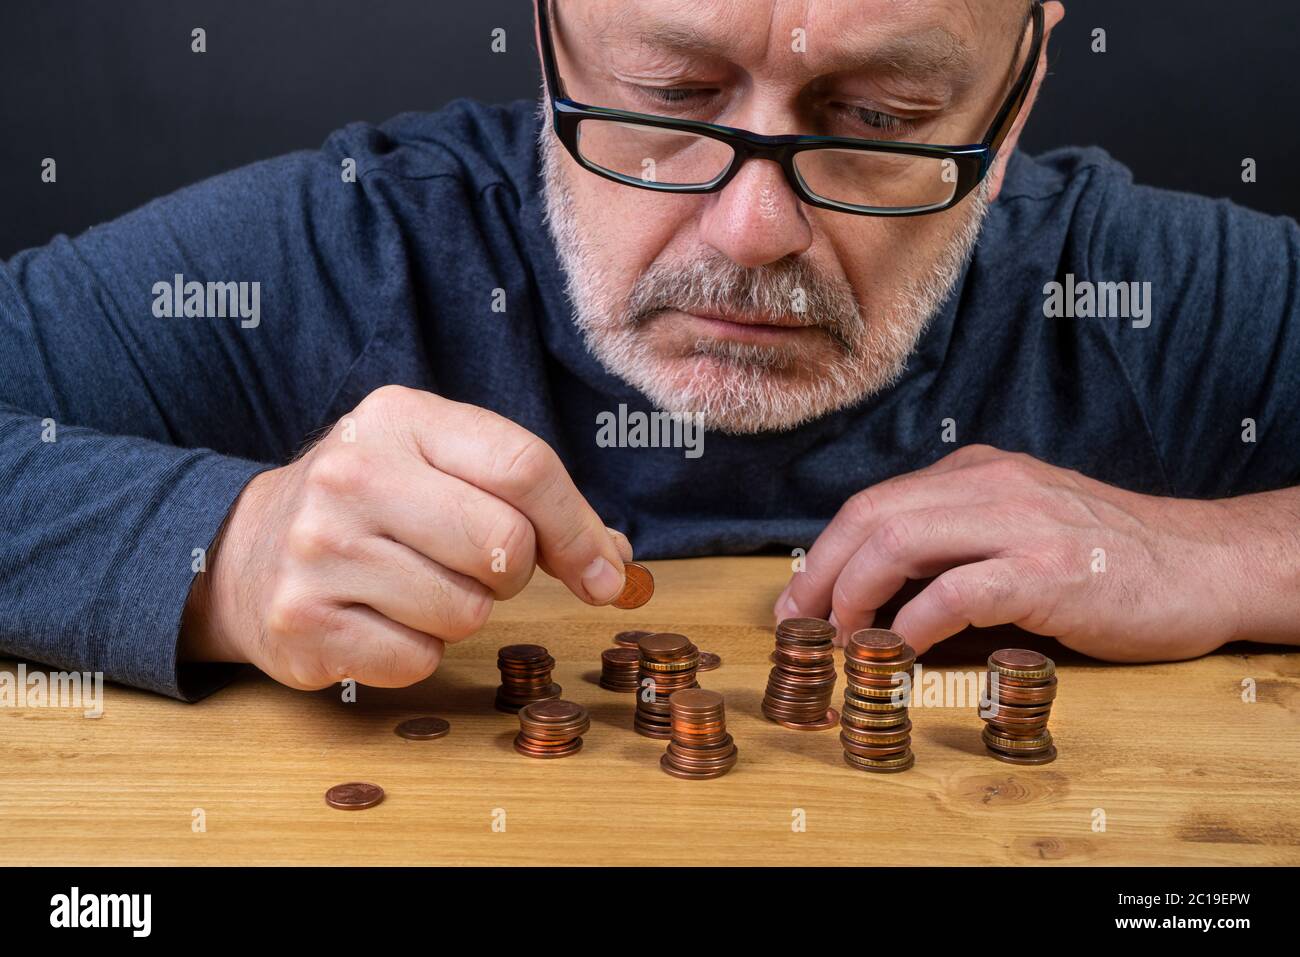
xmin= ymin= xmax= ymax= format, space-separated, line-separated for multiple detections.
xmin=696 ymin=157 xmax=814 ymax=268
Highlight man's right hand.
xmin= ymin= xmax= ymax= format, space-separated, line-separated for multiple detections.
xmin=179 ymin=385 xmax=632 ymax=690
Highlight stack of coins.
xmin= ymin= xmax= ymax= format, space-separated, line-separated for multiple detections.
xmin=980 ymin=649 xmax=1057 ymax=765
xmin=599 ymin=646 xmax=642 ymax=692
xmin=761 ymin=618 xmax=839 ymax=730
xmin=495 ymin=644 xmax=561 ymax=713
xmin=660 ymin=689 xmax=738 ymax=780
xmin=634 ymin=633 xmax=700 ymax=739
xmin=514 ymin=699 xmax=590 ymax=759
xmin=840 ymin=629 xmax=916 ymax=773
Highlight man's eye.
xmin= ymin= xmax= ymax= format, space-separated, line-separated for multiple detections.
xmin=639 ymin=86 xmax=709 ymax=106
xmin=839 ymin=105 xmax=911 ymax=137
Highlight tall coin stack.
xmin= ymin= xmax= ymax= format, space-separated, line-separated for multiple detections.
xmin=599 ymin=646 xmax=642 ymax=692
xmin=495 ymin=643 xmax=561 ymax=713
xmin=634 ymin=633 xmax=700 ymax=739
xmin=514 ymin=699 xmax=590 ymax=759
xmin=762 ymin=618 xmax=839 ymax=730
xmin=840 ymin=629 xmax=916 ymax=773
xmin=660 ymin=689 xmax=738 ymax=780
xmin=980 ymin=649 xmax=1057 ymax=765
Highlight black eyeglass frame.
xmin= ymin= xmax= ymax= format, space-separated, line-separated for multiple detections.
xmin=536 ymin=0 xmax=1044 ymax=217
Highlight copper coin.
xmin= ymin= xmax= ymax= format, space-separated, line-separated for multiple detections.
xmin=697 ymin=651 xmax=722 ymax=671
xmin=613 ymin=562 xmax=654 ymax=609
xmin=660 ymin=753 xmax=736 ymax=780
xmin=614 ymin=630 xmax=652 ymax=647
xmin=637 ymin=632 xmax=692 ymax=658
xmin=776 ymin=707 xmax=840 ymax=731
xmin=602 ymin=646 xmax=641 ymax=665
xmin=847 ymin=629 xmax=909 ymax=660
xmin=776 ymin=618 xmax=837 ymax=641
xmin=669 ymin=688 xmax=724 ymax=714
xmin=989 ymin=648 xmax=1055 ymax=678
xmin=843 ymin=751 xmax=915 ymax=773
xmin=988 ymin=744 xmax=1058 ymax=765
xmin=513 ymin=734 xmax=584 ymax=759
xmin=521 ymin=699 xmax=585 ymax=723
xmin=498 ymin=643 xmax=551 ymax=663
xmin=325 ymin=782 xmax=385 ymax=810
xmin=394 ymin=716 xmax=450 ymax=740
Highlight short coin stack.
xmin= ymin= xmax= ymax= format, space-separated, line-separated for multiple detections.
xmin=980 ymin=649 xmax=1058 ymax=765
xmin=514 ymin=699 xmax=591 ymax=759
xmin=634 ymin=633 xmax=700 ymax=739
xmin=495 ymin=644 xmax=561 ymax=713
xmin=660 ymin=689 xmax=738 ymax=780
xmin=840 ymin=629 xmax=916 ymax=773
xmin=599 ymin=646 xmax=642 ymax=692
xmin=762 ymin=618 xmax=839 ymax=730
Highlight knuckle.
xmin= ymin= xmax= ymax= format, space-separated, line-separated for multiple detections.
xmin=841 ymin=490 xmax=879 ymax=531
xmin=932 ymin=573 xmax=972 ymax=619
xmin=497 ymin=434 xmax=557 ymax=496
xmin=265 ymin=590 xmax=332 ymax=642
xmin=359 ymin=383 xmax=415 ymax=417
xmin=872 ymin=516 xmax=914 ymax=562
xmin=446 ymin=587 xmax=494 ymax=640
xmin=407 ymin=641 xmax=444 ymax=683
xmin=285 ymin=509 xmax=340 ymax=564
xmin=304 ymin=448 xmax=371 ymax=497
xmin=490 ymin=513 xmax=537 ymax=582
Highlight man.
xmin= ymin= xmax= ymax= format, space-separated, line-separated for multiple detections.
xmin=1 ymin=0 xmax=1296 ymax=701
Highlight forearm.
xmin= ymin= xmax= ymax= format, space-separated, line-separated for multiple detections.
xmin=0 ymin=407 xmax=267 ymax=698
xmin=1212 ymin=487 xmax=1300 ymax=646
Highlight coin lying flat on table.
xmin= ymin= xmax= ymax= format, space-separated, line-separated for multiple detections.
xmin=325 ymin=782 xmax=385 ymax=810
xmin=612 ymin=562 xmax=654 ymax=609
xmin=394 ymin=716 xmax=450 ymax=740
xmin=696 ymin=651 xmax=722 ymax=672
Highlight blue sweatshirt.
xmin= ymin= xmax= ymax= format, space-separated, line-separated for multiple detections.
xmin=2 ymin=99 xmax=1297 ymax=700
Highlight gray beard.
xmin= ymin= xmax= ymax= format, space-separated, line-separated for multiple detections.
xmin=537 ymin=99 xmax=991 ymax=435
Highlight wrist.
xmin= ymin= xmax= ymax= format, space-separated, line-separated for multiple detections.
xmin=179 ymin=472 xmax=270 ymax=664
xmin=1202 ymin=491 xmax=1300 ymax=646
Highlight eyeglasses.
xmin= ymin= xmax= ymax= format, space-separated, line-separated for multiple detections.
xmin=537 ymin=1 xmax=1044 ymax=217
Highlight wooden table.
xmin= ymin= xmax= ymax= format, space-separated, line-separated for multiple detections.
xmin=2 ymin=557 xmax=1297 ymax=866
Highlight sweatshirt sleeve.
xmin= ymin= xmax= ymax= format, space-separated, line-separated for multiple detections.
xmin=1084 ymin=165 xmax=1300 ymax=498
xmin=0 ymin=122 xmax=418 ymax=700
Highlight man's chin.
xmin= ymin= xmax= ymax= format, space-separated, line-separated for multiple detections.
xmin=620 ymin=349 xmax=878 ymax=435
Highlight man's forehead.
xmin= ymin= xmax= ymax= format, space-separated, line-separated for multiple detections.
xmin=578 ymin=0 xmax=1015 ymax=78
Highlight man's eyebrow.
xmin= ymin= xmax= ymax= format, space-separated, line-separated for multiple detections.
xmin=598 ymin=13 xmax=977 ymax=86
xmin=860 ymin=28 xmax=978 ymax=85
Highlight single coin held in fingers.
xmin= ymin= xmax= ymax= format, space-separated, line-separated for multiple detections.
xmin=612 ymin=562 xmax=654 ymax=610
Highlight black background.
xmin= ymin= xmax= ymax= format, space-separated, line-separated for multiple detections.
xmin=2 ymin=0 xmax=1296 ymax=258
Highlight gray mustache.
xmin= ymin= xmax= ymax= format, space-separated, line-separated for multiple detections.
xmin=623 ymin=252 xmax=862 ymax=349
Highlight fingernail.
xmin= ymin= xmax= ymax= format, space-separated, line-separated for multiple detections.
xmin=774 ymin=594 xmax=799 ymax=621
xmin=582 ymin=556 xmax=625 ymax=604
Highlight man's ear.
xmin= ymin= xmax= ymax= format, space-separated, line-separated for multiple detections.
xmin=986 ymin=2 xmax=1066 ymax=203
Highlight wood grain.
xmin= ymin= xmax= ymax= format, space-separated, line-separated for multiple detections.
xmin=1 ymin=556 xmax=1297 ymax=865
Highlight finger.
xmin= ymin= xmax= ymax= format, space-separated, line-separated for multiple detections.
xmin=410 ymin=397 xmax=627 ymax=605
xmin=367 ymin=458 xmax=536 ymax=599
xmin=299 ymin=605 xmax=447 ymax=690
xmin=829 ymin=506 xmax=1004 ymax=642
xmin=776 ymin=446 xmax=1018 ymax=622
xmin=890 ymin=559 xmax=1041 ymax=656
xmin=331 ymin=536 xmax=497 ymax=640
xmin=778 ymin=471 xmax=975 ymax=622
xmin=539 ymin=525 xmax=634 ymax=580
